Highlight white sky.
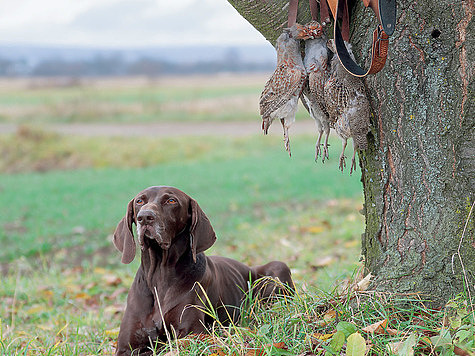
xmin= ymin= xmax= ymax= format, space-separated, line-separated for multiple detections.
xmin=0 ymin=0 xmax=269 ymax=47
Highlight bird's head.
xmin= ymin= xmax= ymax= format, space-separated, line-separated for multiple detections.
xmin=290 ymin=21 xmax=323 ymax=40
xmin=276 ymin=29 xmax=292 ymax=47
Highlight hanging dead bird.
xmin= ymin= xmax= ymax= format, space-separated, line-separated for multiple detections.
xmin=260 ymin=26 xmax=307 ymax=156
xmin=292 ymin=21 xmax=331 ymax=162
xmin=324 ymin=39 xmax=370 ymax=173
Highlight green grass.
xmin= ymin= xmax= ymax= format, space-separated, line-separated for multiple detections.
xmin=1 ymin=76 xmax=473 ymax=355
xmin=3 ymin=134 xmax=472 ymax=355
xmin=0 ymin=132 xmax=364 ymax=276
xmin=0 ymin=125 xmax=368 ymax=354
xmin=165 ymin=289 xmax=474 ymax=356
xmin=0 ymin=75 xmax=312 ymax=124
xmin=2 ymin=265 xmax=473 ymax=355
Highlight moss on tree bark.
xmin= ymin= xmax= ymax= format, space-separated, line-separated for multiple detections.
xmin=227 ymin=0 xmax=474 ymax=307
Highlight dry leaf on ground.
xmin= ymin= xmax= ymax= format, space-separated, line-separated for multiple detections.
xmin=362 ymin=319 xmax=400 ymax=336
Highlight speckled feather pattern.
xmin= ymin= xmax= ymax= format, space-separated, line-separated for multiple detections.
xmin=300 ymin=29 xmax=331 ymax=161
xmin=259 ymin=24 xmax=370 ymax=170
xmin=324 ymin=40 xmax=370 ymax=172
xmin=259 ymin=29 xmax=306 ymax=156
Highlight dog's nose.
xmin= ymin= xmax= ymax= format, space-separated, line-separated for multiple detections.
xmin=137 ymin=209 xmax=156 ymax=224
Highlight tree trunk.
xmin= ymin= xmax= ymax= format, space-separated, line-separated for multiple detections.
xmin=227 ymin=0 xmax=474 ymax=307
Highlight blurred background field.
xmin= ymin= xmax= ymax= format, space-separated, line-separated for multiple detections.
xmin=0 ymin=74 xmax=365 ymax=353
xmin=0 ymin=75 xmax=272 ymax=125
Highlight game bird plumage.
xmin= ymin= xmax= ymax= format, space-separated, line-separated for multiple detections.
xmin=293 ymin=21 xmax=332 ymax=162
xmin=260 ymin=26 xmax=307 ymax=156
xmin=324 ymin=39 xmax=370 ymax=173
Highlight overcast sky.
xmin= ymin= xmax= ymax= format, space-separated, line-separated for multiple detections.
xmin=0 ymin=0 xmax=270 ymax=48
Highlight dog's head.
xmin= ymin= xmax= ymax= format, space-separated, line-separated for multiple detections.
xmin=113 ymin=186 xmax=216 ymax=264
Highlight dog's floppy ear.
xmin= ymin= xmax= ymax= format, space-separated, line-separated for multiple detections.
xmin=190 ymin=198 xmax=216 ymax=263
xmin=113 ymin=199 xmax=136 ymax=264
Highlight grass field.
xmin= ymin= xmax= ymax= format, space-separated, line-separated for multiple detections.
xmin=0 ymin=75 xmax=309 ymax=125
xmin=0 ymin=131 xmax=365 ymax=284
xmin=1 ymin=75 xmax=473 ymax=355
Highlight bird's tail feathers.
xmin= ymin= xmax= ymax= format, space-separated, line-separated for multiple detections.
xmin=353 ymin=134 xmax=368 ymax=150
xmin=349 ymin=110 xmax=370 ymax=150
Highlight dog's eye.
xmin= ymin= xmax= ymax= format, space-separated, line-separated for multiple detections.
xmin=166 ymin=198 xmax=177 ymax=204
xmin=136 ymin=198 xmax=144 ymax=205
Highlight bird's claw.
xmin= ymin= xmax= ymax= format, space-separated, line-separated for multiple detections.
xmin=314 ymin=145 xmax=321 ymax=162
xmin=322 ymin=144 xmax=329 ymax=163
xmin=282 ymin=121 xmax=292 ymax=157
xmin=339 ymin=154 xmax=346 ymax=172
xmin=314 ymin=143 xmax=330 ymax=163
xmin=349 ymin=157 xmax=357 ymax=175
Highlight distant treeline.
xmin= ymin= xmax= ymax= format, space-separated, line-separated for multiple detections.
xmin=0 ymin=56 xmax=274 ymax=77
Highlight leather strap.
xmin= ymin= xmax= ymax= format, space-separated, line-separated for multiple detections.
xmin=325 ymin=0 xmax=350 ymax=40
xmin=326 ymin=0 xmax=396 ymax=77
xmin=364 ymin=0 xmax=396 ymax=36
xmin=288 ymin=0 xmax=299 ymax=26
xmin=340 ymin=0 xmax=350 ymax=42
xmin=335 ymin=23 xmax=389 ymax=76
xmin=320 ymin=0 xmax=331 ymax=25
xmin=309 ymin=0 xmax=319 ymax=21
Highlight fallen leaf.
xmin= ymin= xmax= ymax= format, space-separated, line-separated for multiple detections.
xmin=363 ymin=319 xmax=387 ymax=333
xmin=280 ymin=238 xmax=292 ymax=247
xmin=108 ymin=286 xmax=128 ymax=300
xmin=430 ymin=328 xmax=453 ymax=349
xmin=245 ymin=342 xmax=288 ymax=356
xmin=37 ymin=285 xmax=54 ymax=298
xmin=273 ymin=342 xmax=287 ymax=349
xmin=103 ymin=274 xmax=122 ymax=286
xmin=307 ymin=226 xmax=325 ymax=234
xmin=84 ymin=295 xmax=99 ymax=307
xmin=344 ymin=240 xmax=359 ymax=248
xmin=26 ymin=305 xmax=48 ymax=315
xmin=362 ymin=319 xmax=400 ymax=336
xmin=386 ymin=332 xmax=416 ymax=356
xmin=312 ymin=332 xmax=335 ymax=341
xmin=74 ymin=292 xmax=90 ymax=300
xmin=227 ymin=244 xmax=238 ymax=252
xmin=453 ymin=345 xmax=472 ymax=356
xmin=162 ymin=350 xmax=179 ymax=356
xmin=355 ymin=273 xmax=373 ymax=291
xmin=94 ymin=267 xmax=107 ymax=274
xmin=314 ymin=308 xmax=337 ymax=327
xmin=346 ymin=332 xmax=366 ymax=356
xmin=104 ymin=304 xmax=124 ymax=315
xmin=329 ymin=330 xmax=346 ymax=353
xmin=386 ymin=341 xmax=401 ymax=354
xmin=311 ymin=256 xmax=336 ymax=269
xmin=85 ymin=281 xmax=97 ymax=290
xmin=324 ymin=309 xmax=337 ymax=322
xmin=337 ymin=321 xmax=357 ymax=338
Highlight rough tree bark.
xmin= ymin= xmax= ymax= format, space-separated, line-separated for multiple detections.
xmin=227 ymin=0 xmax=474 ymax=307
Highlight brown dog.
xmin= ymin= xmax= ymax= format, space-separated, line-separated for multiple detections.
xmin=113 ymin=186 xmax=294 ymax=355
